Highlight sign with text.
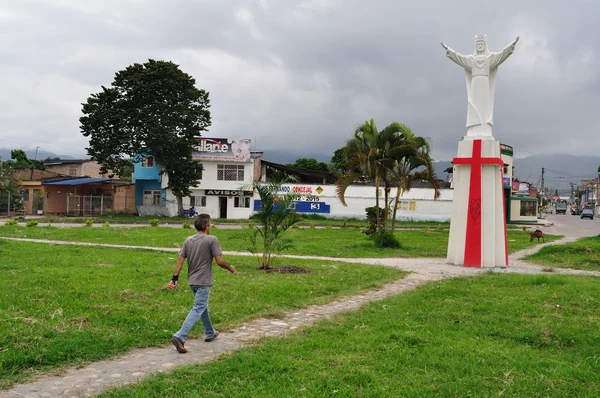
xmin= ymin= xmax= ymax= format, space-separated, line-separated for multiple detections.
xmin=193 ymin=138 xmax=252 ymax=162
xmin=253 ymin=200 xmax=331 ymax=214
xmin=396 ymin=200 xmax=417 ymax=211
xmin=205 ymin=190 xmax=253 ymax=196
xmin=503 ymin=177 xmax=511 ymax=188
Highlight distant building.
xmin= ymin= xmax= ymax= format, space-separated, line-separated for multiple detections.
xmin=43 ymin=159 xmax=113 ymax=178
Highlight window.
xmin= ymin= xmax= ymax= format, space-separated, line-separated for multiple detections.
xmin=520 ymin=200 xmax=537 ymax=217
xmin=217 ymin=164 xmax=244 ymax=181
xmin=143 ymin=190 xmax=161 ymax=206
xmin=189 ymin=196 xmax=207 ymax=207
xmin=21 ymin=189 xmax=30 ymax=201
xmin=68 ymin=165 xmax=78 ymax=176
xmin=141 ymin=157 xmax=154 ymax=168
xmin=234 ymin=196 xmax=250 ymax=208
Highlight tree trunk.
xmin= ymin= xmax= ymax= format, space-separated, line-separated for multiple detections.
xmin=176 ymin=195 xmax=184 ymax=217
xmin=384 ymin=185 xmax=391 ymax=232
xmin=375 ymin=174 xmax=381 ymax=232
xmin=391 ymin=185 xmax=402 ymax=232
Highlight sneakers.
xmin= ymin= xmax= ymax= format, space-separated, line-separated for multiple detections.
xmin=205 ymin=331 xmax=219 ymax=342
xmin=171 ymin=336 xmax=187 ymax=353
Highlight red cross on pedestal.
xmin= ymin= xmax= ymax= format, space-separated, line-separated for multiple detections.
xmin=453 ymin=139 xmax=506 ymax=267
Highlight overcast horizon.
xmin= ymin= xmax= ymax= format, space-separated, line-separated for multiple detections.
xmin=1 ymin=0 xmax=598 ymax=162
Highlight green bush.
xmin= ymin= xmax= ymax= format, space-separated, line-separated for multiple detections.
xmin=85 ymin=219 xmax=94 ymax=227
xmin=371 ymin=230 xmax=401 ymax=248
xmin=26 ymin=220 xmax=38 ymax=227
xmin=247 ymin=221 xmax=255 ymax=229
xmin=309 ymin=222 xmax=315 ymax=229
xmin=364 ymin=206 xmax=388 ymax=235
xmin=5 ymin=219 xmax=18 ymax=226
xmin=182 ymin=222 xmax=191 ymax=229
xmin=149 ymin=219 xmax=159 ymax=227
xmin=103 ymin=222 xmax=110 ymax=228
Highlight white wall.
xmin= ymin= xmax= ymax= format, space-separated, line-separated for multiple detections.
xmin=271 ymin=183 xmax=453 ymax=221
xmin=162 ymin=160 xmax=255 ymax=218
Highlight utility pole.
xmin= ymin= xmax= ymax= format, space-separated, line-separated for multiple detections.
xmin=540 ymin=167 xmax=545 ymax=199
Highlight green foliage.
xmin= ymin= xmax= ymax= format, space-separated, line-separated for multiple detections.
xmin=80 ymin=59 xmax=210 ymax=215
xmin=330 ymin=147 xmax=349 ymax=176
xmin=2 ymin=149 xmax=45 ymax=170
xmin=103 ymin=221 xmax=110 ymax=228
xmin=242 ymin=181 xmax=303 ymax=269
xmin=182 ymin=222 xmax=191 ymax=229
xmin=336 ymin=119 xmax=439 ymax=234
xmin=25 ymin=220 xmax=38 ymax=227
xmin=149 ymin=219 xmax=159 ymax=227
xmin=0 ymin=163 xmax=24 ymax=213
xmin=5 ymin=219 xmax=18 ymax=226
xmin=287 ymin=158 xmax=331 ymax=173
xmin=364 ymin=206 xmax=387 ymax=235
xmin=85 ymin=218 xmax=94 ymax=227
xmin=371 ymin=230 xmax=401 ymax=248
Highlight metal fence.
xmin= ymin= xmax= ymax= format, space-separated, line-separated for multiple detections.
xmin=0 ymin=192 xmax=24 ymax=217
xmin=66 ymin=195 xmax=115 ymax=216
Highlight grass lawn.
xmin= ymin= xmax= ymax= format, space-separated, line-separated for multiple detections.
xmin=522 ymin=235 xmax=600 ymax=271
xmin=101 ymin=273 xmax=600 ymax=397
xmin=0 ymin=240 xmax=405 ymax=389
xmin=32 ymin=214 xmax=450 ymax=229
xmin=0 ymin=225 xmax=560 ymax=258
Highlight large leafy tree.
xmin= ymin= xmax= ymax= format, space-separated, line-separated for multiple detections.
xmin=287 ymin=158 xmax=331 ymax=173
xmin=3 ymin=150 xmax=44 ymax=170
xmin=80 ymin=59 xmax=211 ymax=216
xmin=336 ymin=119 xmax=439 ymax=235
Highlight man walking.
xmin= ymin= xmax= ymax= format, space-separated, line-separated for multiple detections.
xmin=168 ymin=214 xmax=236 ymax=353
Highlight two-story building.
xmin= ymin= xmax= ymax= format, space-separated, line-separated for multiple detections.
xmin=133 ymin=138 xmax=256 ymax=218
xmin=43 ymin=159 xmax=112 ymax=178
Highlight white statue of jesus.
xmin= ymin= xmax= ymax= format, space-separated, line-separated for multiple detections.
xmin=441 ymin=35 xmax=519 ymax=137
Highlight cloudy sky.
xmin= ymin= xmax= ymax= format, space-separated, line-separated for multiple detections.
xmin=0 ymin=0 xmax=598 ymax=162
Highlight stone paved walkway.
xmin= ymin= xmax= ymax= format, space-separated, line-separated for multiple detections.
xmin=1 ymin=232 xmax=599 ymax=397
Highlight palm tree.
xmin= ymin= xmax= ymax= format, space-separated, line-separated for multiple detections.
xmin=246 ymin=180 xmax=303 ymax=270
xmin=337 ymin=119 xmax=439 ymax=233
xmin=388 ymin=127 xmax=440 ymax=231
xmin=336 ymin=119 xmax=386 ymax=231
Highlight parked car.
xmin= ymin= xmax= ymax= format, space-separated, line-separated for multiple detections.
xmin=581 ymin=209 xmax=594 ymax=220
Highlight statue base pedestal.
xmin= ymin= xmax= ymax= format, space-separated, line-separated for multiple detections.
xmin=447 ymin=138 xmax=508 ymax=268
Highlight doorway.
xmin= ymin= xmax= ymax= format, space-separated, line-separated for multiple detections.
xmin=219 ymin=197 xmax=227 ymax=219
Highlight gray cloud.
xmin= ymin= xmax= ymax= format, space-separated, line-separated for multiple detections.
xmin=0 ymin=0 xmax=598 ymax=162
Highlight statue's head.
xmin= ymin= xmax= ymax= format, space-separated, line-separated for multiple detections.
xmin=474 ymin=34 xmax=488 ymax=54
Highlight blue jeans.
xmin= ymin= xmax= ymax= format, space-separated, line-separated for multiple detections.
xmin=173 ymin=285 xmax=216 ymax=343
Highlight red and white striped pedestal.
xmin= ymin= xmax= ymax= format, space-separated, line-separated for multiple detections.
xmin=447 ymin=137 xmax=508 ymax=268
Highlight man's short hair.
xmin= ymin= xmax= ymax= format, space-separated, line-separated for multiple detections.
xmin=194 ymin=214 xmax=211 ymax=231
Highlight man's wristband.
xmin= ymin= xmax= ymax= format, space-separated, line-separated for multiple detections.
xmin=172 ymin=275 xmax=179 ymax=282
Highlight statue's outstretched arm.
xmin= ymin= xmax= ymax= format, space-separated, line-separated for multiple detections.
xmin=441 ymin=42 xmax=471 ymax=70
xmin=490 ymin=36 xmax=519 ymax=68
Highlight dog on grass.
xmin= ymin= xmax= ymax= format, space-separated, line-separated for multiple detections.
xmin=529 ymin=229 xmax=545 ymax=243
